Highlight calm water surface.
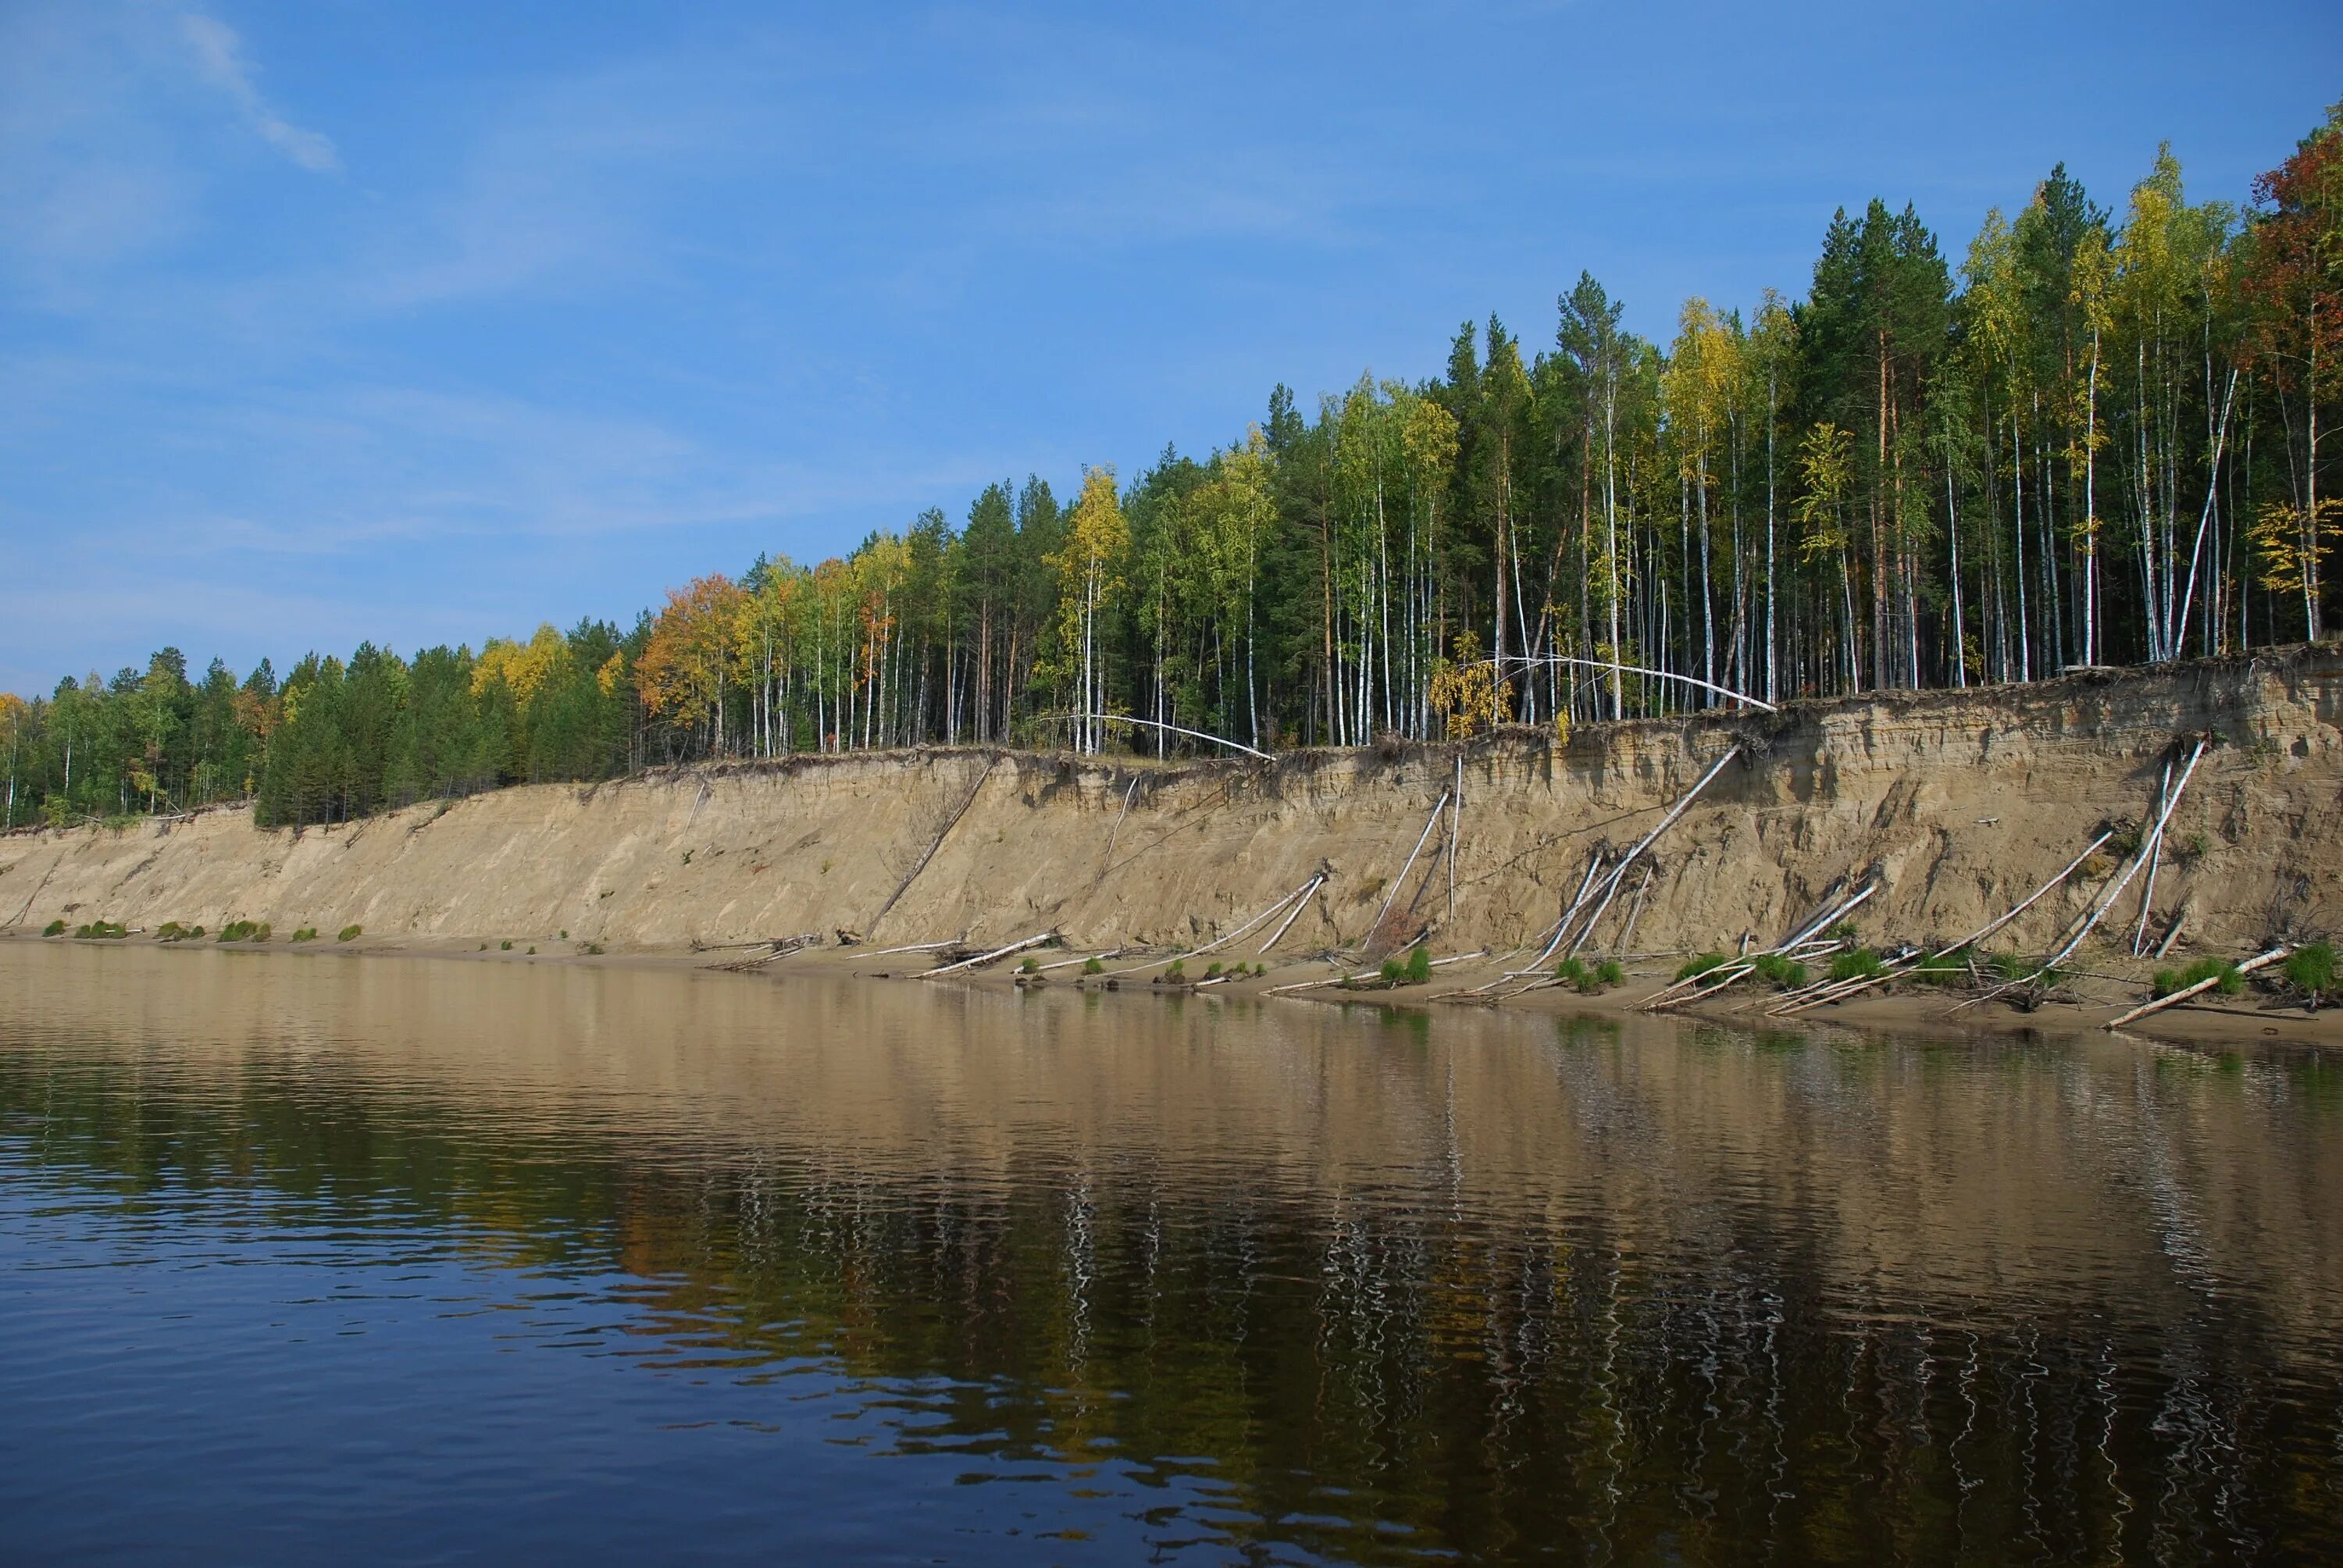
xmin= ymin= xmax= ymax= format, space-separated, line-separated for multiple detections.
xmin=2 ymin=943 xmax=2339 ymax=1563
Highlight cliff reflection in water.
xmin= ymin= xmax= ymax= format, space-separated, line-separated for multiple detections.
xmin=3 ymin=943 xmax=2339 ymax=1563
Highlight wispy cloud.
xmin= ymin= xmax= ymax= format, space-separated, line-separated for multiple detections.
xmin=177 ymin=11 xmax=337 ymax=173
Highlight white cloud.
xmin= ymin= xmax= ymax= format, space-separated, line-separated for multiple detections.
xmin=178 ymin=10 xmax=338 ymax=173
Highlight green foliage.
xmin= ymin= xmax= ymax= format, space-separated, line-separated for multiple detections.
xmin=501 ymin=939 xmax=513 ymax=951
xmin=337 ymin=925 xmax=362 ymax=943
xmin=1019 ymin=956 xmax=1039 ymax=973
xmin=1674 ymin=952 xmax=1731 ymax=983
xmin=1379 ymin=957 xmax=1403 ymax=982
xmin=1828 ymin=949 xmax=1885 ymax=983
xmin=1405 ymin=945 xmax=1431 ymax=984
xmin=1908 ymin=953 xmax=1970 ymax=986
xmin=2152 ymin=957 xmax=2245 ymax=998
xmin=217 ymin=919 xmax=268 ymax=943
xmin=2283 ymin=943 xmax=2335 ymax=1003
xmin=1205 ymin=961 xmax=1224 ymax=978
xmin=73 ymin=920 xmax=129 ymax=939
xmin=157 ymin=921 xmax=201 ymax=942
xmin=291 ymin=927 xmax=318 ymax=943
xmin=1751 ymin=953 xmax=1809 ymax=989
xmin=1082 ymin=957 xmax=1104 ymax=975
xmin=1163 ymin=958 xmax=1184 ymax=981
xmin=42 ymin=919 xmax=66 ymax=936
xmin=1553 ymin=955 xmax=1624 ymax=994
xmin=583 ymin=943 xmax=604 ymax=956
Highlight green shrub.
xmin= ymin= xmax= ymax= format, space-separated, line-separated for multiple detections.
xmin=337 ymin=925 xmax=362 ymax=943
xmin=1987 ymin=952 xmax=2035 ymax=983
xmin=526 ymin=946 xmax=536 ymax=955
xmin=1828 ymin=948 xmax=1885 ymax=983
xmin=1019 ymin=956 xmax=1040 ymax=973
xmin=217 ymin=920 xmax=258 ymax=942
xmin=501 ymin=939 xmax=513 ymax=951
xmin=1163 ymin=958 xmax=1184 ymax=981
xmin=73 ymin=920 xmax=130 ymax=939
xmin=157 ymin=921 xmax=192 ymax=943
xmin=559 ymin=929 xmax=569 ymax=939
xmin=1082 ymin=957 xmax=1104 ymax=975
xmin=1404 ymin=946 xmax=1431 ymax=984
xmin=42 ymin=919 xmax=66 ymax=937
xmin=1378 ymin=957 xmax=1403 ymax=982
xmin=2152 ymin=957 xmax=2244 ymax=999
xmin=1908 ymin=953 xmax=1969 ymax=986
xmin=1674 ymin=952 xmax=1731 ymax=983
xmin=583 ymin=943 xmax=604 ymax=956
xmin=1553 ymin=955 xmax=1621 ymax=994
xmin=291 ymin=927 xmax=318 ymax=943
xmin=1825 ymin=920 xmax=1860 ymax=943
xmin=2283 ymin=943 xmax=2335 ymax=1003
xmin=1751 ymin=952 xmax=1809 ymax=990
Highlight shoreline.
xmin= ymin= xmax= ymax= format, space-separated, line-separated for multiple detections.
xmin=8 ymin=927 xmax=2334 ymax=1054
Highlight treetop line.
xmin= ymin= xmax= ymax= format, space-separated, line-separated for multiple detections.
xmin=4 ymin=105 xmax=2338 ymax=832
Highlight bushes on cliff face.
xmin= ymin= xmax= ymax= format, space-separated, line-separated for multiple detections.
xmin=2284 ymin=944 xmax=2335 ymax=1007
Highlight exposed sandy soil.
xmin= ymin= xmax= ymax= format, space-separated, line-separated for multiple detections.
xmin=4 ymin=643 xmax=2337 ymax=1045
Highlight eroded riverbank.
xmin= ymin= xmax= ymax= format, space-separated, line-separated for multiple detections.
xmin=3 ymin=646 xmax=2338 ymax=1042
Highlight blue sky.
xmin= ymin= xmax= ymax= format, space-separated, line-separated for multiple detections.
xmin=4 ymin=0 xmax=2337 ymax=697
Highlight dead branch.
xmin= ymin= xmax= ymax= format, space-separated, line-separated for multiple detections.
xmin=918 ymin=930 xmax=1059 ymax=978
xmin=2103 ymin=946 xmax=2291 ymax=1030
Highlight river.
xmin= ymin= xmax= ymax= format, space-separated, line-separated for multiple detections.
xmin=2 ymin=942 xmax=2338 ymax=1563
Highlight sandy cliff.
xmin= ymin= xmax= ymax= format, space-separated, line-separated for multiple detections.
xmin=3 ymin=647 xmax=2337 ymax=959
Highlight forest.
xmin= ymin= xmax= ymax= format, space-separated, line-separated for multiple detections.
xmin=4 ymin=105 xmax=2338 ymax=832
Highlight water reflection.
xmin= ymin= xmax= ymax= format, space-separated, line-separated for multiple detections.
xmin=2 ymin=943 xmax=2338 ymax=1563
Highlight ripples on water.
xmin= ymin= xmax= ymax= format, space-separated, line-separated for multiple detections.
xmin=1 ymin=943 xmax=2338 ymax=1563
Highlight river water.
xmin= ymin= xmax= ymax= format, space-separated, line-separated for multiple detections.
xmin=2 ymin=943 xmax=2338 ymax=1563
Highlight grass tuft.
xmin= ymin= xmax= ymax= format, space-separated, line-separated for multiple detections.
xmin=2283 ymin=943 xmax=2335 ymax=1004
xmin=2152 ymin=957 xmax=2244 ymax=999
xmin=1828 ymin=949 xmax=1885 ymax=983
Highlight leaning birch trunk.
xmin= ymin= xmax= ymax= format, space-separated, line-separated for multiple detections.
xmin=1102 ymin=873 xmax=1325 ymax=977
xmin=1560 ymin=857 xmax=1632 ymax=962
xmin=2103 ymin=947 xmax=2291 ymax=1030
xmin=920 ymin=930 xmax=1059 ymax=978
xmin=1511 ymin=854 xmax=1606 ymax=975
xmin=1446 ymin=754 xmax=1463 ymax=925
xmin=1645 ymin=881 xmax=1872 ymax=1010
xmin=1614 ymin=865 xmax=1655 ymax=958
xmin=1497 ymin=745 xmax=1742 ymax=993
xmin=1771 ymin=833 xmax=2113 ymax=1016
xmin=1257 ymin=875 xmax=1327 ymax=956
xmin=2040 ymin=738 xmax=2206 ymax=975
xmin=1363 ymin=792 xmax=1450 ymax=953
xmin=2131 ymin=756 xmax=2174 ymax=955
xmin=1950 ymin=738 xmax=2209 ymax=1014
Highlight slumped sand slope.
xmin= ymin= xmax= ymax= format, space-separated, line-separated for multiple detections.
xmin=4 ymin=648 xmax=2337 ymax=957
